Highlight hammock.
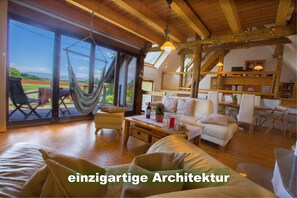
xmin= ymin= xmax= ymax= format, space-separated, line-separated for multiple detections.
xmin=66 ymin=49 xmax=106 ymax=114
xmin=64 ymin=11 xmax=108 ymax=114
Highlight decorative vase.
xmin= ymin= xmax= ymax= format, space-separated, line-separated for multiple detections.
xmin=155 ymin=114 xmax=164 ymax=122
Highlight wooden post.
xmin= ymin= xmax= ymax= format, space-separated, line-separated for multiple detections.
xmin=135 ymin=50 xmax=146 ymax=114
xmin=190 ymin=44 xmax=202 ymax=98
xmin=160 ymin=71 xmax=164 ymax=90
xmin=0 ymin=0 xmax=7 ymax=132
xmin=179 ymin=54 xmax=185 ymax=89
xmin=273 ymin=44 xmax=284 ymax=98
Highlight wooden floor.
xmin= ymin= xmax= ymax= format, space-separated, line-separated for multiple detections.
xmin=0 ymin=120 xmax=295 ymax=169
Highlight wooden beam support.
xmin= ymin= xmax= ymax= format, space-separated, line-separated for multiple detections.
xmin=111 ymin=0 xmax=185 ymax=42
xmin=273 ymin=45 xmax=284 ymax=98
xmin=191 ymin=44 xmax=202 ymax=98
xmin=276 ymin=0 xmax=292 ymax=26
xmin=0 ymin=0 xmax=7 ymax=132
xmin=171 ymin=0 xmax=210 ymax=39
xmin=66 ymin=0 xmax=164 ymax=45
xmin=179 ymin=54 xmax=185 ymax=88
xmin=219 ymin=0 xmax=242 ymax=33
xmin=178 ymin=38 xmax=291 ymax=54
xmin=273 ymin=44 xmax=285 ymax=58
xmin=177 ymin=25 xmax=296 ymax=48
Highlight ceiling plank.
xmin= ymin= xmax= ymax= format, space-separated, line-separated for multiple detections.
xmin=16 ymin=0 xmax=146 ymax=51
xmin=218 ymin=0 xmax=242 ymax=33
xmin=171 ymin=0 xmax=210 ymax=39
xmin=66 ymin=0 xmax=164 ymax=45
xmin=276 ymin=0 xmax=292 ymax=26
xmin=111 ymin=0 xmax=185 ymax=43
xmin=177 ymin=25 xmax=296 ymax=48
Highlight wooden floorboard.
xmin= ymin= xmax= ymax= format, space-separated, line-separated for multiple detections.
xmin=0 ymin=120 xmax=295 ymax=169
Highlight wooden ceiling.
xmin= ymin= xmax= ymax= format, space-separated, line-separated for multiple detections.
xmin=10 ymin=0 xmax=297 ymax=52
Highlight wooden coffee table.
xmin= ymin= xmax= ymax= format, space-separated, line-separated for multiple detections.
xmin=123 ymin=115 xmax=204 ymax=146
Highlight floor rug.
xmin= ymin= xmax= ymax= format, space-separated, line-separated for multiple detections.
xmin=235 ymin=162 xmax=274 ymax=192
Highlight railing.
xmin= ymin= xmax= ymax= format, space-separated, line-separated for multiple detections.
xmin=160 ymin=70 xmax=278 ymax=97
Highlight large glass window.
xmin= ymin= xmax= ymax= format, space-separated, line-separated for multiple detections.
xmin=8 ymin=17 xmax=139 ymax=125
xmin=118 ymin=54 xmax=137 ymax=112
xmin=141 ymin=80 xmax=154 ymax=111
xmin=60 ymin=35 xmax=91 ymax=116
xmin=8 ymin=20 xmax=54 ymax=121
xmin=95 ymin=46 xmax=117 ymax=108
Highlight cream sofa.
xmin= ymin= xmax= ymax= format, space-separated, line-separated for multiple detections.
xmin=160 ymin=96 xmax=238 ymax=150
xmin=0 ymin=136 xmax=275 ymax=197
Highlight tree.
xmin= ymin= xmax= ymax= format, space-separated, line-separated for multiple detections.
xmin=9 ymin=67 xmax=21 ymax=77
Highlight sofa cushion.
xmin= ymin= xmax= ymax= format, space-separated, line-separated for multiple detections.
xmin=201 ymin=114 xmax=229 ymax=126
xmin=0 ymin=143 xmax=50 ymax=197
xmin=147 ymin=135 xmax=275 ymax=197
xmin=197 ymin=120 xmax=238 ymax=141
xmin=149 ymin=186 xmax=277 ymax=197
xmin=180 ymin=115 xmax=200 ymax=125
xmin=193 ymin=99 xmax=212 ymax=118
xmin=163 ymin=96 xmax=178 ymax=113
xmin=176 ymin=98 xmax=195 ymax=116
xmin=121 ymin=152 xmax=187 ymax=197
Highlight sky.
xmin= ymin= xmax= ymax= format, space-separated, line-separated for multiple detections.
xmin=9 ymin=19 xmax=116 ymax=81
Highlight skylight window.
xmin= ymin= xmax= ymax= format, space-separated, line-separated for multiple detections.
xmin=144 ymin=51 xmax=162 ymax=65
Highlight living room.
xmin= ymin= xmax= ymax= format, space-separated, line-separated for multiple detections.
xmin=0 ymin=0 xmax=296 ymax=197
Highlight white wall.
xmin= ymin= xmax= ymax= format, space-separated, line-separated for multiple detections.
xmin=199 ymin=45 xmax=297 ymax=89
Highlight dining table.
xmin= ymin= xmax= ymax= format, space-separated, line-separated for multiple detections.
xmin=38 ymin=87 xmax=71 ymax=116
xmin=219 ymin=102 xmax=272 ymax=112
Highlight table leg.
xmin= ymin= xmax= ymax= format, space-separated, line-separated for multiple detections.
xmin=59 ymin=96 xmax=71 ymax=115
xmin=193 ymin=135 xmax=201 ymax=146
xmin=123 ymin=120 xmax=130 ymax=145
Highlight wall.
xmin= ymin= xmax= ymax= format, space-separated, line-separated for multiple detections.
xmin=0 ymin=0 xmax=7 ymax=132
xmin=199 ymin=45 xmax=297 ymax=90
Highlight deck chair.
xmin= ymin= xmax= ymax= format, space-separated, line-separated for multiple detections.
xmin=9 ymin=77 xmax=42 ymax=120
xmin=258 ymin=107 xmax=288 ymax=135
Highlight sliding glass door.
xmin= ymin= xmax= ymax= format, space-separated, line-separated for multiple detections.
xmin=8 ymin=17 xmax=139 ymax=125
xmin=8 ymin=19 xmax=54 ymax=121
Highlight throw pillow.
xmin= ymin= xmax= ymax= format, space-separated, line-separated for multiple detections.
xmin=201 ymin=114 xmax=228 ymax=126
xmin=121 ymin=152 xmax=188 ymax=197
xmin=163 ymin=96 xmax=178 ymax=113
xmin=176 ymin=98 xmax=195 ymax=116
xmin=22 ymin=165 xmax=50 ymax=197
xmin=100 ymin=106 xmax=125 ymax=113
xmin=40 ymin=159 xmax=107 ymax=197
xmin=22 ymin=149 xmax=106 ymax=197
xmin=39 ymin=149 xmax=106 ymax=174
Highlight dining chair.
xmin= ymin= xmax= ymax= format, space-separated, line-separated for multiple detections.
xmin=237 ymin=94 xmax=255 ymax=133
xmin=225 ymin=94 xmax=241 ymax=118
xmin=208 ymin=91 xmax=219 ymax=114
xmin=258 ymin=107 xmax=288 ymax=135
xmin=253 ymin=95 xmax=262 ymax=127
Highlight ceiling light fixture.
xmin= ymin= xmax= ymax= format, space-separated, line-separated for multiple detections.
xmin=160 ymin=0 xmax=176 ymax=53
xmin=254 ymin=65 xmax=263 ymax=71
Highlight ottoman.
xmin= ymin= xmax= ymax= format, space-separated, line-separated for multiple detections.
xmin=94 ymin=109 xmax=125 ymax=135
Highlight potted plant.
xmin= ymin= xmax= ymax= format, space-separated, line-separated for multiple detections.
xmin=154 ymin=103 xmax=165 ymax=122
xmin=232 ymin=95 xmax=238 ymax=105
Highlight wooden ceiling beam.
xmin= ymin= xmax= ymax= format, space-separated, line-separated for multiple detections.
xmin=111 ymin=0 xmax=185 ymax=43
xmin=171 ymin=0 xmax=210 ymax=39
xmin=17 ymin=0 xmax=146 ymax=51
xmin=178 ymin=38 xmax=292 ymax=54
xmin=66 ymin=0 xmax=164 ymax=45
xmin=177 ymin=25 xmax=296 ymax=48
xmin=276 ymin=0 xmax=293 ymax=26
xmin=218 ymin=0 xmax=242 ymax=33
